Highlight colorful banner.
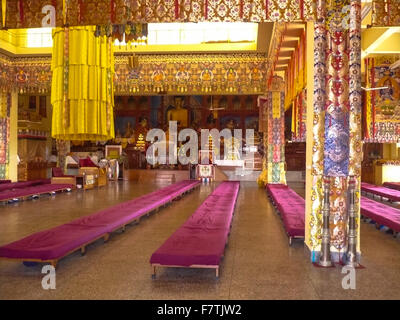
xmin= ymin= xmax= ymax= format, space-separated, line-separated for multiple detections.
xmin=363 ymin=56 xmax=400 ymax=143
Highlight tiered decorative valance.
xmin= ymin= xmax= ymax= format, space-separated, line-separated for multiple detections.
xmin=0 ymin=53 xmax=268 ymax=95
xmin=51 ymin=26 xmax=115 ymax=141
xmin=0 ymin=0 xmax=315 ymax=29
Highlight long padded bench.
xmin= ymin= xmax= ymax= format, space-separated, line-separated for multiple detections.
xmin=0 ymin=180 xmax=200 ymax=268
xmin=266 ymin=184 xmax=305 ymax=245
xmin=361 ymin=182 xmax=400 ymax=202
xmin=383 ymin=182 xmax=400 ymax=192
xmin=150 ymin=181 xmax=240 ymax=279
xmin=361 ymin=196 xmax=400 ymax=237
xmin=0 ymin=179 xmax=73 ymax=203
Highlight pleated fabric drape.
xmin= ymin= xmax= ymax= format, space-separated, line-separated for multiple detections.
xmin=51 ymin=26 xmax=115 ymax=141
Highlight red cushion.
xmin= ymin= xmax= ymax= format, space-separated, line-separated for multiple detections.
xmin=79 ymin=157 xmax=98 ymax=168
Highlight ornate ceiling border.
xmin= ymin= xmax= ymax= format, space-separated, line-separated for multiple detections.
xmin=0 ymin=52 xmax=269 ymax=95
xmin=1 ymin=0 xmax=315 ymax=29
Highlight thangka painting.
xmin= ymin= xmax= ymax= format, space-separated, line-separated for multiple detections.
xmin=115 ymin=116 xmax=136 ymax=139
xmin=364 ymin=56 xmax=400 ymax=143
xmin=245 ymin=116 xmax=259 ymax=131
xmin=219 ymin=115 xmax=241 ymax=130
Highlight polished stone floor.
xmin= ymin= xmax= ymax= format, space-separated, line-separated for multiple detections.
xmin=0 ymin=181 xmax=400 ymax=300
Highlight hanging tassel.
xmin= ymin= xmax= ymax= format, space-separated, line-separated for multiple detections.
xmin=239 ymin=0 xmax=244 ymax=19
xmin=18 ymin=0 xmax=23 ymax=26
xmin=265 ymin=0 xmax=269 ymax=19
xmin=205 ymin=0 xmax=208 ymax=20
xmin=371 ymin=58 xmax=376 ymax=138
xmin=78 ymin=0 xmax=83 ymax=24
xmin=175 ymin=0 xmax=179 ymax=19
xmin=180 ymin=1 xmax=185 ymax=19
xmin=110 ymin=0 xmax=116 ymax=23
xmin=1 ymin=0 xmax=6 ymax=28
xmin=62 ymin=0 xmax=67 ymax=26
xmin=300 ymin=0 xmax=304 ymax=20
xmin=63 ymin=28 xmax=70 ymax=129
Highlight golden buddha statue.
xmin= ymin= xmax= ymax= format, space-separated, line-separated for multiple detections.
xmin=167 ymin=96 xmax=188 ymax=128
xmin=134 ymin=117 xmax=149 ymax=151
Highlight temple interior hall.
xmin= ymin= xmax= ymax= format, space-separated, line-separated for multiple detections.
xmin=1 ymin=0 xmax=400 ymax=300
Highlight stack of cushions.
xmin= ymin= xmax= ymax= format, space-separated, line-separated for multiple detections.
xmin=0 ymin=180 xmax=200 ymax=266
xmin=150 ymin=181 xmax=240 ymax=275
xmin=266 ymin=184 xmax=305 ymax=241
xmin=361 ymin=182 xmax=400 ymax=202
xmin=361 ymin=196 xmax=400 ymax=233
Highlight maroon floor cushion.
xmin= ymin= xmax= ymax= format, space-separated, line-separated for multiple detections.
xmin=0 ymin=180 xmax=200 ymax=263
xmin=150 ymin=227 xmax=228 ymax=267
xmin=266 ymin=184 xmax=305 ymax=238
xmin=382 ymin=182 xmax=400 ymax=192
xmin=0 ymin=223 xmax=110 ymax=261
xmin=0 ymin=180 xmax=11 ymax=184
xmin=0 ymin=183 xmax=73 ymax=201
xmin=150 ymin=181 xmax=240 ymax=268
xmin=0 ymin=179 xmax=50 ymax=193
xmin=361 ymin=182 xmax=400 ymax=202
xmin=361 ymin=196 xmax=400 ymax=232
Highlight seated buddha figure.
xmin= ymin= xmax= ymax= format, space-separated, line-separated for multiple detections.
xmin=167 ymin=96 xmax=188 ymax=129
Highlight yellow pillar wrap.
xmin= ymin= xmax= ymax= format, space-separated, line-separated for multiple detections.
xmin=51 ymin=26 xmax=115 ymax=141
xmin=1 ymin=0 xmax=5 ymax=28
xmin=257 ymin=132 xmax=268 ymax=188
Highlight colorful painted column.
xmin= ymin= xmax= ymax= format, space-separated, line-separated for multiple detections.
xmin=257 ymin=76 xmax=286 ymax=186
xmin=267 ymin=76 xmax=286 ymax=185
xmin=0 ymin=92 xmax=10 ymax=180
xmin=305 ymin=0 xmax=362 ymax=263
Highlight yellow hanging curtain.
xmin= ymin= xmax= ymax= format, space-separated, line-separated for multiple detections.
xmin=51 ymin=26 xmax=115 ymax=141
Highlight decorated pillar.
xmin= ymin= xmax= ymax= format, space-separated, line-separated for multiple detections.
xmin=257 ymin=75 xmax=286 ymax=186
xmin=51 ymin=26 xmax=115 ymax=141
xmin=267 ymin=76 xmax=286 ymax=184
xmin=257 ymin=94 xmax=268 ymax=187
xmin=0 ymin=92 xmax=10 ymax=180
xmin=305 ymin=0 xmax=362 ymax=263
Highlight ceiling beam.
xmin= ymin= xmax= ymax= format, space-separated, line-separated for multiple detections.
xmin=362 ymin=27 xmax=400 ymax=59
xmin=370 ymin=33 xmax=400 ymax=53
